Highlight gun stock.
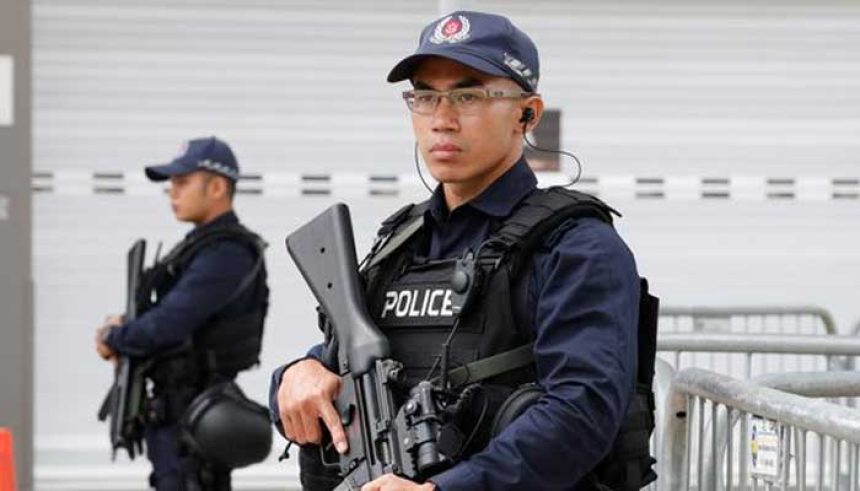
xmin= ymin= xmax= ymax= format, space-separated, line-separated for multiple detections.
xmin=286 ymin=203 xmax=388 ymax=375
xmin=286 ymin=205 xmax=445 ymax=488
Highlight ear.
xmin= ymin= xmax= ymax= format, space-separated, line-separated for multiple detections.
xmin=206 ymin=175 xmax=228 ymax=200
xmin=519 ymin=96 xmax=545 ymax=134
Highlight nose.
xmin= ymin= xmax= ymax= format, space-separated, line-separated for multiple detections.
xmin=431 ymin=96 xmax=459 ymax=132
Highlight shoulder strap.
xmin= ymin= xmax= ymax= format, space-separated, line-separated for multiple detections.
xmin=361 ymin=201 xmax=429 ymax=271
xmin=483 ymin=187 xmax=618 ymax=278
xmin=167 ymin=223 xmax=265 ymax=271
xmin=161 ymin=224 xmax=268 ymax=312
xmin=221 ymin=240 xmax=268 ymax=307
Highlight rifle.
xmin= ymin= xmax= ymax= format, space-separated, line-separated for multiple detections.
xmin=97 ymin=239 xmax=150 ymax=460
xmin=287 ymin=204 xmax=447 ymax=490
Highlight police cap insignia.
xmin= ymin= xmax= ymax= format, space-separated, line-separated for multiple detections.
xmin=430 ymin=15 xmax=471 ymax=44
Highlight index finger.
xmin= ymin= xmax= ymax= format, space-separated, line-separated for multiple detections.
xmin=318 ymin=399 xmax=348 ymax=454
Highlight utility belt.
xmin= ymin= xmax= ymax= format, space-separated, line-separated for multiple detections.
xmin=144 ymin=346 xmax=242 ymax=426
xmin=145 ymin=383 xmax=201 ymax=428
xmin=144 ymin=350 xmax=213 ymax=427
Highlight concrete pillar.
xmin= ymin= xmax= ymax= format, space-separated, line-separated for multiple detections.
xmin=0 ymin=0 xmax=33 ymax=488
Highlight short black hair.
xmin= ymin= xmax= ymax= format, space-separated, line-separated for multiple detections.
xmin=202 ymin=171 xmax=236 ymax=200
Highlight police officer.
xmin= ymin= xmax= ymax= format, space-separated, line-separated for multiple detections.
xmin=270 ymin=11 xmax=649 ymax=491
xmin=95 ymin=137 xmax=269 ymax=490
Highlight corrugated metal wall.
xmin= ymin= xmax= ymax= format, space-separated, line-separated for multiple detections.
xmin=481 ymin=0 xmax=860 ymax=176
xmin=34 ymin=0 xmax=432 ymax=176
xmin=32 ymin=1 xmax=860 ymax=489
xmin=34 ymin=0 xmax=860 ymax=176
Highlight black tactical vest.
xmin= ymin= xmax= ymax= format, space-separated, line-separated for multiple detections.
xmin=138 ymin=222 xmax=269 ymax=389
xmin=365 ymin=249 xmax=532 ymax=390
xmin=358 ymin=186 xmax=658 ymax=490
xmin=362 ymin=187 xmax=614 ymax=384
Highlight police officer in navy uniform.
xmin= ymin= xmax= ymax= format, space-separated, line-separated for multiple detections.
xmin=95 ymin=137 xmax=269 ymax=490
xmin=270 ymin=11 xmax=656 ymax=491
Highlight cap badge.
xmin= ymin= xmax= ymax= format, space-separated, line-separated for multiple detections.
xmin=174 ymin=141 xmax=190 ymax=159
xmin=430 ymin=15 xmax=471 ymax=44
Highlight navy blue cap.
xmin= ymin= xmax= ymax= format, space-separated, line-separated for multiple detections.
xmin=387 ymin=11 xmax=540 ymax=92
xmin=145 ymin=137 xmax=240 ymax=182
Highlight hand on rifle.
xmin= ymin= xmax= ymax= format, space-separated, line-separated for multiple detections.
xmin=95 ymin=314 xmax=123 ymax=362
xmin=278 ymin=358 xmax=348 ymax=453
xmin=360 ymin=474 xmax=436 ymax=491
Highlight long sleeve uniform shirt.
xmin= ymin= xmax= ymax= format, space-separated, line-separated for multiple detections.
xmin=106 ymin=211 xmax=258 ymax=358
xmin=270 ymin=158 xmax=640 ymax=490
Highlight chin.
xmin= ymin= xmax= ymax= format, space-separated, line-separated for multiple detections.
xmin=427 ymin=163 xmax=464 ymax=183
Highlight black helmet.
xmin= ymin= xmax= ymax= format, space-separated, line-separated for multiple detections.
xmin=181 ymin=381 xmax=272 ymax=468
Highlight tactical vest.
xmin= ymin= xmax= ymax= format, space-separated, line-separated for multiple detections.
xmin=138 ymin=222 xmax=269 ymax=395
xmin=359 ymin=187 xmax=658 ymax=490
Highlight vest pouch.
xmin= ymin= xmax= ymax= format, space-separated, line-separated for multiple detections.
xmin=438 ymin=383 xmax=517 ymax=460
xmin=180 ymin=381 xmax=272 ymax=469
xmin=194 ymin=310 xmax=266 ymax=376
xmin=588 ymin=387 xmax=658 ymax=491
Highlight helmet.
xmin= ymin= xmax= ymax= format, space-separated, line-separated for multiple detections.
xmin=180 ymin=381 xmax=272 ymax=468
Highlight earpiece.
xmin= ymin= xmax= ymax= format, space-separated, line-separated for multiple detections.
xmin=519 ymin=107 xmax=535 ymax=124
xmin=521 ymin=108 xmax=584 ymax=188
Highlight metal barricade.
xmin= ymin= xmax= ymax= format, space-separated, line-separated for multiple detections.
xmin=659 ymin=307 xmax=836 ymax=335
xmin=658 ymin=332 xmax=860 ymax=379
xmin=660 ymin=368 xmax=860 ymax=491
xmin=658 ymin=306 xmax=840 ymax=378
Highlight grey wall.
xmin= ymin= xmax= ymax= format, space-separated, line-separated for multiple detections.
xmin=0 ymin=0 xmax=32 ymax=489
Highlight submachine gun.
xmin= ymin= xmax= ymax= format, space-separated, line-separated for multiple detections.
xmin=287 ymin=204 xmax=447 ymax=490
xmin=97 ymin=239 xmax=151 ymax=460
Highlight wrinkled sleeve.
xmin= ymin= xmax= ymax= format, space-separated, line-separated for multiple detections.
xmin=431 ymin=218 xmax=640 ymax=491
xmin=105 ymin=241 xmax=254 ymax=357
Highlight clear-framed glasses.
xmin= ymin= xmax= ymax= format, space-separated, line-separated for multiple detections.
xmin=402 ymin=87 xmax=536 ymax=115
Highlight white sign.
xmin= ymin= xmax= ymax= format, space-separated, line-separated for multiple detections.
xmin=0 ymin=195 xmax=8 ymax=221
xmin=0 ymin=55 xmax=12 ymax=127
xmin=750 ymin=416 xmax=783 ymax=482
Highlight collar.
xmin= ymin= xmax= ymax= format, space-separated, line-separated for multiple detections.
xmin=188 ymin=210 xmax=239 ymax=238
xmin=428 ymin=155 xmax=537 ymax=221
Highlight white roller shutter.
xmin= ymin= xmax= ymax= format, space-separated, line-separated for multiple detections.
xmin=34 ymin=0 xmax=435 ymax=175
xmin=477 ymin=0 xmax=860 ymax=176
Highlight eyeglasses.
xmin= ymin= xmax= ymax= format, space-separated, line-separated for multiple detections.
xmin=402 ymin=87 xmax=536 ymax=115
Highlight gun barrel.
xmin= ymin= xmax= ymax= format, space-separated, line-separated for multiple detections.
xmin=105 ymin=238 xmax=147 ymax=459
xmin=286 ymin=204 xmax=389 ymax=375
xmin=125 ymin=239 xmax=146 ymax=320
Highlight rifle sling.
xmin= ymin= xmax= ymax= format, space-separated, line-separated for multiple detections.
xmin=435 ymin=342 xmax=535 ymax=388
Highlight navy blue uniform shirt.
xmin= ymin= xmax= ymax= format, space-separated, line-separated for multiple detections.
xmin=270 ymin=158 xmax=640 ymax=490
xmin=106 ymin=211 xmax=258 ymax=357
